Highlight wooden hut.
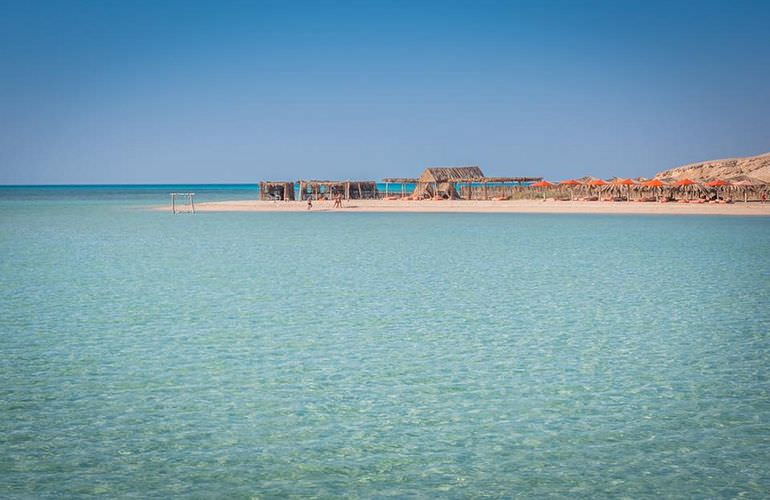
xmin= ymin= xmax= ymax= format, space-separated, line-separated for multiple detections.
xmin=412 ymin=166 xmax=485 ymax=199
xmin=259 ymin=181 xmax=295 ymax=201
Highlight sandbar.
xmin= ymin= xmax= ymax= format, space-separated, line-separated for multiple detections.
xmin=157 ymin=199 xmax=770 ymax=216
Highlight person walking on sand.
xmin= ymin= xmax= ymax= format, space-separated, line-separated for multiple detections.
xmin=307 ymin=197 xmax=312 ymax=210
xmin=334 ymin=193 xmax=342 ymax=208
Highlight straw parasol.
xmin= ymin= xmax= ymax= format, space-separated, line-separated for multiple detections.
xmin=641 ymin=179 xmax=668 ymax=201
xmin=706 ymin=179 xmax=730 ymax=200
xmin=732 ymin=180 xmax=752 ymax=202
xmin=559 ymin=179 xmax=582 ymax=200
xmin=586 ymin=178 xmax=608 ymax=199
xmin=608 ymin=177 xmax=636 ymax=201
xmin=729 ymin=177 xmax=767 ymax=202
xmin=673 ymin=178 xmax=702 ymax=200
xmin=531 ymin=180 xmax=555 ymax=200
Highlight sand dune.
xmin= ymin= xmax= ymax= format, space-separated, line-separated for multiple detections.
xmin=655 ymin=151 xmax=770 ymax=182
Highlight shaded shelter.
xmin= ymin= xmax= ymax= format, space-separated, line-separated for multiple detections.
xmin=382 ymin=178 xmax=418 ymax=198
xmin=259 ymin=181 xmax=296 ymax=201
xmin=559 ymin=179 xmax=582 ymax=200
xmin=585 ymin=178 xmax=607 ymax=199
xmin=641 ymin=179 xmax=668 ymax=200
xmin=412 ymin=166 xmax=485 ymax=199
xmin=531 ymin=180 xmax=555 ymax=199
xmin=706 ymin=179 xmax=730 ymax=200
xmin=727 ymin=176 xmax=768 ymax=202
xmin=603 ymin=178 xmax=637 ymax=201
xmin=298 ymin=180 xmax=378 ymax=201
xmin=672 ymin=178 xmax=706 ymax=201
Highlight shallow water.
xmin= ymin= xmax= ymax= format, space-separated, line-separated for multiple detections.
xmin=1 ymin=187 xmax=769 ymax=497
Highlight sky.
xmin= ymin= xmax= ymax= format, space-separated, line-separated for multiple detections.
xmin=1 ymin=0 xmax=769 ymax=184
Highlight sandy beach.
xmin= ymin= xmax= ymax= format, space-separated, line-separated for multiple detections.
xmin=159 ymin=199 xmax=770 ymax=216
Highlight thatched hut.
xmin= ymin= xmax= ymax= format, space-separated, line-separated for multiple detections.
xmin=412 ymin=166 xmax=485 ymax=199
xmin=259 ymin=181 xmax=296 ymax=201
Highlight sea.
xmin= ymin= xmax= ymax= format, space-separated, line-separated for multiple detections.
xmin=1 ymin=185 xmax=769 ymax=497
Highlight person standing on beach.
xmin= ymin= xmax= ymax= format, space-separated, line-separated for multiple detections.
xmin=307 ymin=197 xmax=312 ymax=210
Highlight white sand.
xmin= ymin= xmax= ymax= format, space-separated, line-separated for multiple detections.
xmin=157 ymin=199 xmax=770 ymax=216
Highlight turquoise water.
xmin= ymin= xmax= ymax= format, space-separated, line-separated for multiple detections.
xmin=1 ymin=187 xmax=769 ymax=497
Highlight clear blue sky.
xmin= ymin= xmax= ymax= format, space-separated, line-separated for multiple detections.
xmin=1 ymin=0 xmax=769 ymax=184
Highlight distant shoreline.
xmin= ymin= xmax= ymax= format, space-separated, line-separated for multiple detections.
xmin=155 ymin=199 xmax=770 ymax=216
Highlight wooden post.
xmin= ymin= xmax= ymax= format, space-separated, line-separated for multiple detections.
xmin=171 ymin=194 xmax=176 ymax=214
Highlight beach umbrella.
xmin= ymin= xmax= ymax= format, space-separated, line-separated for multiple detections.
xmin=531 ymin=180 xmax=555 ymax=199
xmin=673 ymin=178 xmax=700 ymax=200
xmin=641 ymin=179 xmax=668 ymax=201
xmin=559 ymin=179 xmax=582 ymax=200
xmin=730 ymin=178 xmax=766 ymax=202
xmin=732 ymin=180 xmax=752 ymax=202
xmin=706 ymin=179 xmax=730 ymax=200
xmin=610 ymin=178 xmax=636 ymax=200
xmin=585 ymin=179 xmax=608 ymax=199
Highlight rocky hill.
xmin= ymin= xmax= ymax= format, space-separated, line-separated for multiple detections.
xmin=655 ymin=152 xmax=770 ymax=182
